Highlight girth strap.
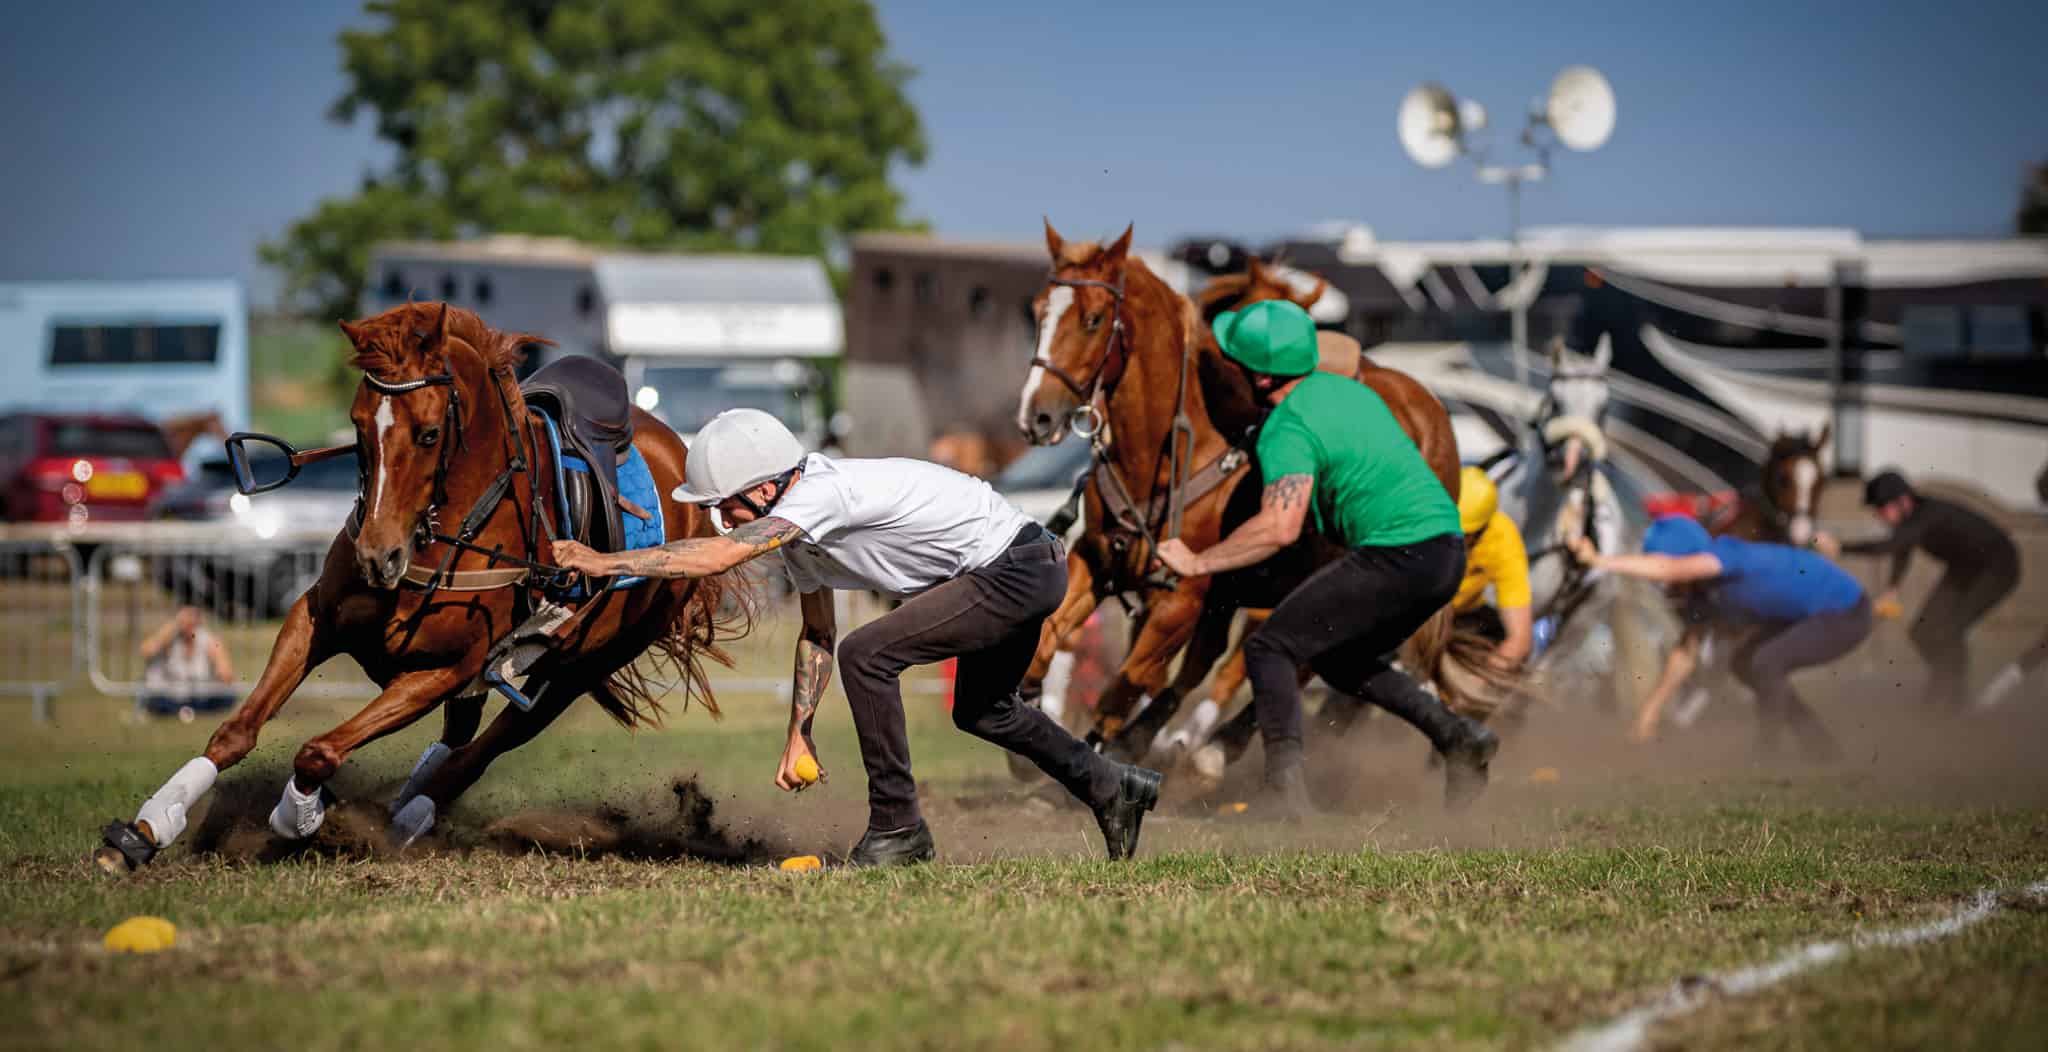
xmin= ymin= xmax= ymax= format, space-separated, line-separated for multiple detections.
xmin=401 ymin=563 xmax=532 ymax=591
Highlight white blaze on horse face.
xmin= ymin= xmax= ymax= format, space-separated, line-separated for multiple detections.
xmin=1017 ymin=285 xmax=1076 ymax=441
xmin=1788 ymin=457 xmax=1820 ymax=545
xmin=368 ymin=395 xmax=395 ymax=519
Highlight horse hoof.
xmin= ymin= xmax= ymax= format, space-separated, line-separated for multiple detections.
xmin=94 ymin=820 xmax=156 ymax=875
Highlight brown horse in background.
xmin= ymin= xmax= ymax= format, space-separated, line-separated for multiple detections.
xmin=1713 ymin=424 xmax=1831 ymax=546
xmin=97 ymin=302 xmax=739 ymax=873
xmin=1015 ymin=226 xmax=1472 ymax=768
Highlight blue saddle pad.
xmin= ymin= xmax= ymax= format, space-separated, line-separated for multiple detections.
xmin=613 ymin=445 xmax=665 ymax=551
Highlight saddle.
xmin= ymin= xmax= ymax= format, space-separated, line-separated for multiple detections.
xmin=521 ymin=356 xmax=637 ymax=552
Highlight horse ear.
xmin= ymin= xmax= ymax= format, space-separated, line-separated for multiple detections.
xmin=1300 ymin=275 xmax=1329 ymax=309
xmin=337 ymin=319 xmax=365 ymax=345
xmin=1591 ymin=332 xmax=1612 ymax=372
xmin=1104 ymin=223 xmax=1134 ymax=264
xmin=1246 ymin=255 xmax=1267 ymax=282
xmin=1043 ymin=217 xmax=1065 ymax=261
xmin=1815 ymin=420 xmax=1832 ymax=450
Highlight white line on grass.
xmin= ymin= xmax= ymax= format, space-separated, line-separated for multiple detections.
xmin=1561 ymin=879 xmax=2048 ymax=1052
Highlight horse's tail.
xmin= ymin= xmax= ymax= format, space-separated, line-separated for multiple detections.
xmin=1400 ymin=606 xmax=1526 ymax=722
xmin=592 ymin=572 xmax=756 ymax=729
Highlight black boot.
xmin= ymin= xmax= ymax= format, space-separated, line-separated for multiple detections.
xmin=1091 ymin=763 xmax=1162 ymax=860
xmin=847 ymin=820 xmax=936 ymax=867
xmin=1440 ymin=720 xmax=1499 ymax=810
xmin=1252 ymin=762 xmax=1318 ymax=822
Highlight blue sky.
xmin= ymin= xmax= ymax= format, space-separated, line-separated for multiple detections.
xmin=2 ymin=1 xmax=2043 ymax=306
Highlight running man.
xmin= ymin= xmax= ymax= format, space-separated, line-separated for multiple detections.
xmin=1817 ymin=470 xmax=2019 ymax=708
xmin=1154 ymin=299 xmax=1497 ymax=816
xmin=554 ymin=409 xmax=1160 ymax=866
xmin=1451 ymin=467 xmax=1534 ymax=670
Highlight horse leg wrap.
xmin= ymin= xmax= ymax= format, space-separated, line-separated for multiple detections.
xmin=134 ymin=757 xmax=218 ymax=850
xmin=1974 ymin=663 xmax=2025 ymax=711
xmin=1040 ymin=650 xmax=1076 ymax=724
xmin=391 ymin=742 xmax=452 ymax=814
xmin=389 ymin=796 xmax=436 ymax=850
xmin=268 ymin=779 xmax=326 ymax=840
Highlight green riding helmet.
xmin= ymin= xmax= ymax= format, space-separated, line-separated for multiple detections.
xmin=1213 ymin=299 xmax=1319 ymax=378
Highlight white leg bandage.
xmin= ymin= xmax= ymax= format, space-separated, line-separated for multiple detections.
xmin=1041 ymin=650 xmax=1076 ymax=724
xmin=268 ymin=779 xmax=326 ymax=840
xmin=1975 ymin=663 xmax=2025 ymax=710
xmin=391 ymin=742 xmax=452 ymax=813
xmin=135 ymin=757 xmax=218 ymax=849
xmin=389 ymin=796 xmax=436 ymax=849
xmin=1671 ymin=685 xmax=1714 ymax=728
xmin=1183 ymin=698 xmax=1223 ymax=744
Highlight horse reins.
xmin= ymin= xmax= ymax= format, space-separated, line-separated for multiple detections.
xmin=360 ymin=345 xmax=574 ymax=600
xmin=1032 ymin=265 xmax=1231 ymax=601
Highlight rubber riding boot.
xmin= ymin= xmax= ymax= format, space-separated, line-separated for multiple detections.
xmin=1091 ymin=763 xmax=1163 ymax=860
xmin=1440 ymin=719 xmax=1499 ymax=811
xmin=848 ymin=820 xmax=936 ymax=867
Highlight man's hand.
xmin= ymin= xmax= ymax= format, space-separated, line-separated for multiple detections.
xmin=774 ymin=733 xmax=823 ymax=793
xmin=551 ymin=539 xmax=613 ymax=575
xmin=1628 ymin=711 xmax=1659 ymax=745
xmin=1153 ymin=538 xmax=1205 ymax=578
xmin=1568 ymin=535 xmax=1600 ymax=566
xmin=1874 ymin=590 xmax=1904 ymax=620
xmin=1812 ymin=531 xmax=1843 ymax=559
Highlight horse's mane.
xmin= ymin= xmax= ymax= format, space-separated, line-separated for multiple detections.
xmin=345 ymin=301 xmax=551 ymax=377
xmin=1766 ymin=432 xmax=1819 ymax=462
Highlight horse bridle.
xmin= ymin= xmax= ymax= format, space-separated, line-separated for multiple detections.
xmin=359 ymin=344 xmax=569 ymax=598
xmin=1029 ymin=268 xmax=1130 ymax=438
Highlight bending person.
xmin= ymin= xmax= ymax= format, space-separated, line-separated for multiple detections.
xmin=1451 ymin=467 xmax=1534 ymax=670
xmin=1155 ymin=300 xmax=1496 ymax=817
xmin=1817 ymin=471 xmax=2019 ymax=708
xmin=555 ymin=409 xmax=1160 ymax=866
xmin=1576 ymin=516 xmax=1869 ymax=757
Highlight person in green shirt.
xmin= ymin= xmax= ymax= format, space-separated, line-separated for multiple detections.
xmin=1156 ymin=300 xmax=1498 ymax=816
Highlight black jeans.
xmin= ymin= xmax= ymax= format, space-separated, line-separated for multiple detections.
xmin=1732 ymin=597 xmax=1871 ymax=749
xmin=1910 ymin=565 xmax=2017 ymax=706
xmin=1242 ymin=533 xmax=1467 ymax=773
xmin=836 ymin=525 xmax=1118 ymax=832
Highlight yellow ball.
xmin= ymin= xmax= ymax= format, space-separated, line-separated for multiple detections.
xmin=1528 ymin=767 xmax=1562 ymax=785
xmin=1874 ymin=596 xmax=1905 ymax=620
xmin=104 ymin=916 xmax=177 ymax=954
xmin=793 ymin=754 xmax=820 ymax=784
xmin=778 ymin=855 xmax=823 ymax=872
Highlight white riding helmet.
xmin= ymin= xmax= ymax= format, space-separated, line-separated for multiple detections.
xmin=670 ymin=408 xmax=808 ymax=505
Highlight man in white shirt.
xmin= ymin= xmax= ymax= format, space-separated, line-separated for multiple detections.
xmin=554 ymin=409 xmax=1161 ymax=866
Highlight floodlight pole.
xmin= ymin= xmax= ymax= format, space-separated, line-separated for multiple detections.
xmin=1477 ymin=159 xmax=1548 ymax=391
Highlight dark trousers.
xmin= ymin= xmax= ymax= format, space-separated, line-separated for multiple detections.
xmin=1242 ymin=533 xmax=1467 ymax=773
xmin=1732 ymin=597 xmax=1872 ymax=750
xmin=1910 ymin=566 xmax=2017 ymax=705
xmin=836 ymin=526 xmax=1117 ymax=832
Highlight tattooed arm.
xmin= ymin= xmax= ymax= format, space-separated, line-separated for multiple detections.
xmin=1155 ymin=473 xmax=1314 ymax=577
xmin=552 ymin=516 xmax=802 ymax=579
xmin=775 ymin=588 xmax=837 ymax=792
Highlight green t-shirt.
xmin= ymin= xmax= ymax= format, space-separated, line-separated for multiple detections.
xmin=1255 ymin=372 xmax=1460 ymax=548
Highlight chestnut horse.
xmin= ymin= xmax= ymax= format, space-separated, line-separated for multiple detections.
xmin=96 ymin=302 xmax=737 ymax=873
xmin=1015 ymin=226 xmax=1466 ymax=764
xmin=1713 ymin=425 xmax=1831 ymax=546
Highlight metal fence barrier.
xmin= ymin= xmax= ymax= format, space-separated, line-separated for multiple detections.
xmin=0 ymin=534 xmax=84 ymax=722
xmin=0 ymin=524 xmax=945 ymax=723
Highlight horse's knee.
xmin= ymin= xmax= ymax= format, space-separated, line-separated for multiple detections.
xmin=204 ymin=720 xmax=259 ymax=769
xmin=293 ymin=739 xmax=343 ymax=785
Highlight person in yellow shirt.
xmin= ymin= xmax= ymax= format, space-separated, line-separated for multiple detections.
xmin=1453 ymin=467 xmax=1534 ymax=669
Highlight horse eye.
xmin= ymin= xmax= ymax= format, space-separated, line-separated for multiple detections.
xmin=418 ymin=426 xmax=441 ymax=447
xmin=1084 ymin=312 xmax=1103 ymax=332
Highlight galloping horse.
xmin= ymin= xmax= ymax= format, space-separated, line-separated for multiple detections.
xmin=96 ymin=302 xmax=738 ymax=873
xmin=1014 ymin=227 xmax=1465 ymax=766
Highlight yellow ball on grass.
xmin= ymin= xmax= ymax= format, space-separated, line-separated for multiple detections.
xmin=104 ymin=916 xmax=177 ymax=954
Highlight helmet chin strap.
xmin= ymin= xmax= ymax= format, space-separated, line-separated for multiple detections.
xmin=728 ymin=468 xmax=800 ymax=524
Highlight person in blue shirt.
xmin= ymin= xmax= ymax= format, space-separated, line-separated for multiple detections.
xmin=1571 ymin=516 xmax=1871 ymax=758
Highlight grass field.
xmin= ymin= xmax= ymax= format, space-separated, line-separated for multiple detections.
xmin=4 ymin=646 xmax=2047 ymax=1050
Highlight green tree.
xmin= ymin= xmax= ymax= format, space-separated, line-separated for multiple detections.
xmin=263 ymin=0 xmax=926 ymax=319
xmin=2020 ymin=160 xmax=2048 ymax=236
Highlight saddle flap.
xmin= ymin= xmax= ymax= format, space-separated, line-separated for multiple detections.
xmin=521 ymin=356 xmax=636 ymax=455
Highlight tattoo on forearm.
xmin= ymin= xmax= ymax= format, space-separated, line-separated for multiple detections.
xmin=733 ymin=516 xmax=802 ymax=552
xmin=791 ymin=636 xmax=834 ymax=734
xmin=1264 ymin=473 xmax=1311 ymax=512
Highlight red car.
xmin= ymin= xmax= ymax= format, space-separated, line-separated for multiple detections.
xmin=0 ymin=412 xmax=185 ymax=524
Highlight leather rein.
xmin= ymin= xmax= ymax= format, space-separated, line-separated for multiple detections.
xmin=356 ymin=355 xmax=574 ymax=598
xmin=1029 ymin=267 xmax=1247 ymax=600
